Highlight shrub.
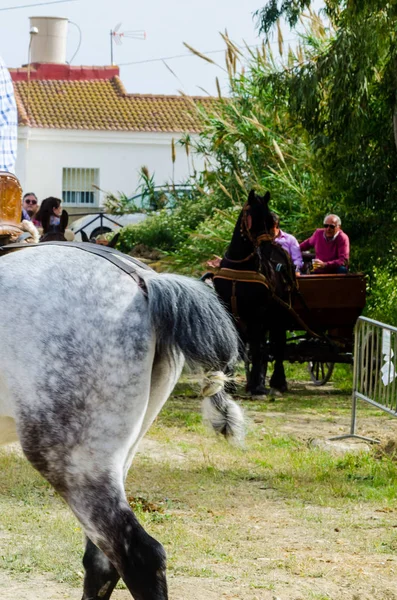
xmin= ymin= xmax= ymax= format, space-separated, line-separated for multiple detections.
xmin=365 ymin=266 xmax=397 ymax=326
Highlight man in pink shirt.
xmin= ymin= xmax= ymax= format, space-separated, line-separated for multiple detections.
xmin=300 ymin=214 xmax=349 ymax=274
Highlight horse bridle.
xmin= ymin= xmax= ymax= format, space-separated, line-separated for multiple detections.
xmin=240 ymin=202 xmax=275 ymax=247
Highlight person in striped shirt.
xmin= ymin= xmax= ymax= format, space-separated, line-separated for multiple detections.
xmin=0 ymin=55 xmax=17 ymax=174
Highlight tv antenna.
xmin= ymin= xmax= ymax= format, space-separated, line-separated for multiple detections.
xmin=110 ymin=23 xmax=146 ymax=65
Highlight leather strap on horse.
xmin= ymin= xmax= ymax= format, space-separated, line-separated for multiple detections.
xmin=231 ymin=280 xmax=238 ymax=318
xmin=223 ymin=250 xmax=256 ymax=264
xmin=213 ymin=268 xmax=269 ymax=288
xmin=0 ymin=241 xmax=152 ymax=295
xmin=213 ymin=267 xmax=269 ymax=320
xmin=256 ymin=233 xmax=275 ymax=243
xmin=264 ymin=244 xmax=323 ymax=338
xmin=270 ymin=292 xmax=322 ymax=339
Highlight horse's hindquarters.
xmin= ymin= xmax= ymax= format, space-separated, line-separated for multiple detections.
xmin=0 ymin=246 xmax=156 ymax=474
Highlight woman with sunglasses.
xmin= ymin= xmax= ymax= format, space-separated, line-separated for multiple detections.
xmin=299 ymin=214 xmax=349 ymax=274
xmin=22 ymin=193 xmax=41 ymax=226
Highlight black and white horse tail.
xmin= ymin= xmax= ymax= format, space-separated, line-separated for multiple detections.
xmin=145 ymin=273 xmax=245 ymax=443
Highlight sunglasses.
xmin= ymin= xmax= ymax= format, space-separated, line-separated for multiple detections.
xmin=24 ymin=199 xmax=37 ymax=205
xmin=323 ymin=223 xmax=336 ymax=229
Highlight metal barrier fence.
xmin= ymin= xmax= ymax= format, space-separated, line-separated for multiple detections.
xmin=332 ymin=316 xmax=397 ymax=443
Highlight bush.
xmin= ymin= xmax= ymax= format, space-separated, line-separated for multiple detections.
xmin=165 ymin=206 xmax=239 ymax=275
xmin=365 ymin=266 xmax=397 ymax=326
xmin=116 ymin=192 xmax=216 ymax=256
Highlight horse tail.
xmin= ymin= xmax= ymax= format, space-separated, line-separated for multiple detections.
xmin=145 ymin=273 xmax=244 ymax=443
xmin=201 ymin=371 xmax=245 ymax=444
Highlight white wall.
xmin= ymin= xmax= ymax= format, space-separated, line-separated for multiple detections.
xmin=15 ymin=128 xmax=203 ymax=208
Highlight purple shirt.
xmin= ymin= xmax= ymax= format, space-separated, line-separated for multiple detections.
xmin=274 ymin=229 xmax=303 ymax=271
xmin=300 ymin=229 xmax=350 ymax=272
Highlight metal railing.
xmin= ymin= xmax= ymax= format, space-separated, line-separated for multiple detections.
xmin=332 ymin=316 xmax=397 ymax=443
xmin=69 ymin=210 xmax=123 ymax=239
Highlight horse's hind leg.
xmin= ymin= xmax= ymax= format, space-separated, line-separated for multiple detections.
xmin=82 ymin=538 xmax=120 ymax=600
xmin=20 ymin=409 xmax=169 ymax=598
xmin=70 ymin=475 xmax=168 ymax=600
xmin=78 ymin=354 xmax=184 ymax=599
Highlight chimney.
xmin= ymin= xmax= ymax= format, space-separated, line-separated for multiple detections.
xmin=29 ymin=16 xmax=69 ymax=64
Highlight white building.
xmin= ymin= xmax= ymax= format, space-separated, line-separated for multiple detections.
xmin=11 ymin=17 xmax=212 ymax=214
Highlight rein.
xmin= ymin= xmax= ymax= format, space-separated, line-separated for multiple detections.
xmin=270 ymin=292 xmax=322 ymax=339
xmin=256 ymin=233 xmax=275 ymax=243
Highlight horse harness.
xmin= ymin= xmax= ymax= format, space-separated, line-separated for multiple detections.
xmin=0 ymin=241 xmax=152 ymax=296
xmin=214 ymin=205 xmax=323 ymax=338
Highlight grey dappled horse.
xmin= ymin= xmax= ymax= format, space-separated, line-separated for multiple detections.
xmin=0 ymin=244 xmax=244 ymax=600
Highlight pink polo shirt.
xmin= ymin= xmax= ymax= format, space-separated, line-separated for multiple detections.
xmin=300 ymin=229 xmax=350 ymax=273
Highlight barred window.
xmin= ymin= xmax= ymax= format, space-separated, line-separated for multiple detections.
xmin=62 ymin=168 xmax=99 ymax=206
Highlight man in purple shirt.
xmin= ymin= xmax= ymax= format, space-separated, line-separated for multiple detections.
xmin=272 ymin=213 xmax=303 ymax=273
xmin=299 ymin=214 xmax=349 ymax=274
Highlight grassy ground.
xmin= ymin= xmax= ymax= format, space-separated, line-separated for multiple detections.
xmin=1 ymin=363 xmax=397 ymax=599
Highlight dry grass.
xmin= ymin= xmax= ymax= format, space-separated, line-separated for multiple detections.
xmin=1 ymin=366 xmax=397 ymax=598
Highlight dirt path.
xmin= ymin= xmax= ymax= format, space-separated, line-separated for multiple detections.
xmin=2 ymin=383 xmax=397 ymax=600
xmin=0 ymin=571 xmax=230 ymax=600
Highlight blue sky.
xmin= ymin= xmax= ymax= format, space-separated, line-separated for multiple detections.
xmin=1 ymin=0 xmax=324 ymax=96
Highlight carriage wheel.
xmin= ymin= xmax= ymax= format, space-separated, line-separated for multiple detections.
xmin=307 ymin=361 xmax=334 ymax=386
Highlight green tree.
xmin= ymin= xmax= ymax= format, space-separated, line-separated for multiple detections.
xmin=117 ymin=31 xmax=330 ymax=274
xmin=256 ymin=1 xmax=397 ymax=270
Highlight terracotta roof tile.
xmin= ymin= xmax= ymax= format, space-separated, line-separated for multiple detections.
xmin=12 ymin=76 xmax=215 ymax=133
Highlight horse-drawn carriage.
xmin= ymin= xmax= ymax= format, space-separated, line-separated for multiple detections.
xmin=283 ymin=272 xmax=366 ymax=385
xmin=211 ymin=190 xmax=367 ymax=394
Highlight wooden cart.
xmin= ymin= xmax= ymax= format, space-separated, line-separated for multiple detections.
xmin=279 ymin=273 xmax=366 ymax=385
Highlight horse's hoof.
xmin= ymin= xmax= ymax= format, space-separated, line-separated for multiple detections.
xmin=250 ymin=385 xmax=268 ymax=398
xmin=269 ymin=382 xmax=288 ymax=393
xmin=269 ymin=387 xmax=283 ymax=398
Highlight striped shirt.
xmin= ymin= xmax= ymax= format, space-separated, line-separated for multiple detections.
xmin=0 ymin=56 xmax=17 ymax=174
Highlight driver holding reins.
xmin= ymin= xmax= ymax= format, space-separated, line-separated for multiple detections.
xmin=300 ymin=214 xmax=350 ymax=274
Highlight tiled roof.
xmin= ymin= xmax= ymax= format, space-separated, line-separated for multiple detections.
xmin=11 ymin=66 xmax=214 ymax=133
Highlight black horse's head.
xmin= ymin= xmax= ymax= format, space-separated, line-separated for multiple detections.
xmin=242 ymin=190 xmax=275 ymax=244
xmin=223 ymin=189 xmax=275 ymax=262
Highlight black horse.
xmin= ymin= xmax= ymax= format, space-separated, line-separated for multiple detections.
xmin=213 ymin=190 xmax=296 ymax=396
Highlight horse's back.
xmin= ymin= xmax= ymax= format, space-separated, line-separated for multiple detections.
xmin=0 ymin=246 xmax=154 ymax=453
